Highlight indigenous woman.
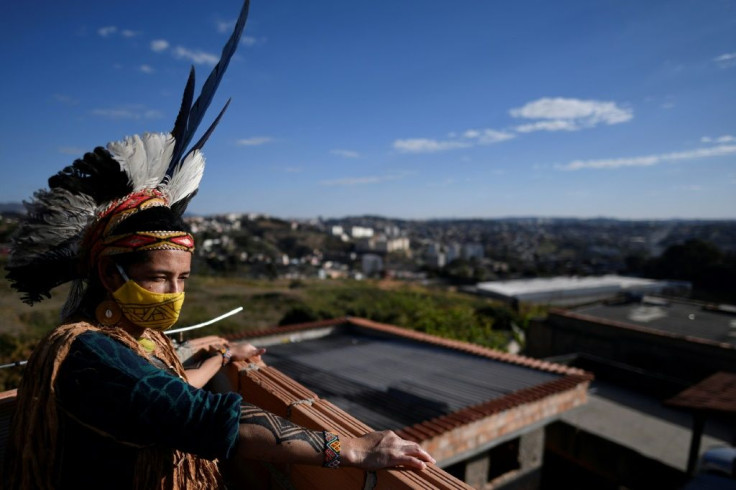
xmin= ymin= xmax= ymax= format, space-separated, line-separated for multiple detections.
xmin=3 ymin=1 xmax=433 ymax=488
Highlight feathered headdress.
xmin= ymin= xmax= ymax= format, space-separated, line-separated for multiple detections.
xmin=6 ymin=0 xmax=251 ymax=318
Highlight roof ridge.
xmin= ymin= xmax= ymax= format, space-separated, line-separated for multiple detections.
xmin=344 ymin=316 xmax=588 ymax=376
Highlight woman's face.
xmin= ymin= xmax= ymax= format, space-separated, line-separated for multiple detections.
xmin=114 ymin=250 xmax=192 ymax=294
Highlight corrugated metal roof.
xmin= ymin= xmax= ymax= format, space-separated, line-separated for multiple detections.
xmin=261 ymin=330 xmax=560 ymax=430
xmin=475 ymin=275 xmax=688 ymax=302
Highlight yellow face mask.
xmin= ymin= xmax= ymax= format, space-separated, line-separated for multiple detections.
xmin=112 ymin=265 xmax=185 ymax=331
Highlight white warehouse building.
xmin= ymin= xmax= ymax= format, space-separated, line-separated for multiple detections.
xmin=474 ymin=275 xmax=691 ymax=306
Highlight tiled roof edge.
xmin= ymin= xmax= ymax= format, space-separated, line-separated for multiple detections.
xmin=224 ymin=316 xmax=350 ymax=341
xmin=240 ymin=364 xmax=474 ymax=489
xmin=397 ymin=373 xmax=591 ymax=442
xmin=0 ymin=390 xmax=17 ymax=401
xmin=226 ymin=315 xmax=591 ymax=375
xmin=344 ymin=316 xmax=590 ymax=376
xmin=549 ymin=308 xmax=736 ymax=350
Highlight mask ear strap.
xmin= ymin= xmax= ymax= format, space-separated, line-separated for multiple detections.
xmin=115 ymin=263 xmax=131 ymax=282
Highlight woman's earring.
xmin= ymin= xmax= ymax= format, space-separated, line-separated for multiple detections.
xmin=96 ymin=300 xmax=122 ymax=327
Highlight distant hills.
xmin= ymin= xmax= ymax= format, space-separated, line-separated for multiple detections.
xmin=0 ymin=202 xmax=734 ymax=223
xmin=0 ymin=203 xmax=24 ymax=214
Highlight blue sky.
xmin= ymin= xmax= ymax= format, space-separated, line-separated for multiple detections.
xmin=1 ymin=0 xmax=735 ymax=219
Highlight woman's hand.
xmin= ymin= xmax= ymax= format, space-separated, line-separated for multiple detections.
xmin=201 ymin=341 xmax=265 ymax=364
xmin=341 ymin=430 xmax=435 ymax=471
xmin=185 ymin=341 xmax=264 ymax=388
xmin=227 ymin=342 xmax=266 ymax=363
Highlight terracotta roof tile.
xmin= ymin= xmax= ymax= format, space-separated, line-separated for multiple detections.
xmin=238 ymin=365 xmax=474 ymax=489
xmin=666 ymin=371 xmax=736 ymax=414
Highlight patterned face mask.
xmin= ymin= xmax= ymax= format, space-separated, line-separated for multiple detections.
xmin=112 ymin=265 xmax=184 ymax=331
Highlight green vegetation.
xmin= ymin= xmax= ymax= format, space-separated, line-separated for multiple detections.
xmin=641 ymin=239 xmax=736 ymax=303
xmin=0 ymin=266 xmax=530 ymax=391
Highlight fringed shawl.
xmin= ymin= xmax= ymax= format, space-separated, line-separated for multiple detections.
xmin=5 ymin=320 xmax=223 ymax=489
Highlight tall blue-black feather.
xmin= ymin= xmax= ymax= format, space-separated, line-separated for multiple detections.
xmin=170 ymin=67 xmax=196 ymax=170
xmin=187 ymin=98 xmax=231 ymax=157
xmin=167 ymin=0 xmax=250 ymax=177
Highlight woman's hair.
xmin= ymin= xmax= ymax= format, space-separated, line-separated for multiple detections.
xmin=111 ymin=206 xmax=190 ymax=236
xmin=75 ymin=206 xmax=192 ymax=318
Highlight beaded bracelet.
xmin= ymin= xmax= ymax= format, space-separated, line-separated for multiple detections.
xmin=220 ymin=347 xmax=232 ymax=366
xmin=322 ymin=431 xmax=341 ymax=469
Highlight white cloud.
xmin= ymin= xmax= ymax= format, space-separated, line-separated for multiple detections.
xmin=98 ymin=26 xmax=117 ymax=37
xmin=393 ymin=138 xmax=470 ymax=153
xmin=139 ymin=65 xmax=154 ymax=74
xmin=392 ymin=98 xmax=629 ymax=156
xmin=463 ymin=129 xmax=516 ymax=144
xmin=236 ymin=137 xmax=273 ymax=146
xmin=91 ymin=106 xmax=163 ymax=120
xmin=558 ymin=144 xmax=736 ymax=170
xmin=510 ymin=97 xmax=633 ymax=132
xmin=701 ymin=134 xmax=736 ymax=144
xmin=320 ymin=174 xmax=405 ymax=186
xmin=98 ymin=26 xmax=139 ymax=38
xmin=143 ymin=110 xmax=163 ymax=119
xmin=515 ymin=120 xmax=578 ymax=133
xmin=151 ymin=39 xmax=170 ymax=52
xmin=713 ymin=52 xmax=736 ymax=68
xmin=394 ymin=128 xmax=513 ymax=154
xmin=241 ymin=36 xmax=260 ymax=47
xmin=172 ymin=46 xmax=219 ymax=65
xmin=330 ymin=149 xmax=360 ymax=158
xmin=217 ymin=20 xmax=235 ymax=33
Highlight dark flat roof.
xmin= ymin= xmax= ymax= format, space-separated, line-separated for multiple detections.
xmin=573 ymin=300 xmax=736 ymax=346
xmin=260 ymin=329 xmax=561 ymax=430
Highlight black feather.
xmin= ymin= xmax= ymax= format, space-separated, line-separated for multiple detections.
xmin=170 ymin=190 xmax=198 ymax=217
xmin=5 ymin=243 xmax=80 ymax=305
xmin=170 ymin=67 xmax=196 ymax=173
xmin=186 ymin=98 xmax=231 ymax=158
xmin=48 ymin=147 xmax=132 ymax=204
xmin=167 ymin=0 xmax=250 ymax=176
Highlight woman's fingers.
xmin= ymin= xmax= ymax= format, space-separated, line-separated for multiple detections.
xmin=227 ymin=342 xmax=266 ymax=361
xmin=342 ymin=431 xmax=435 ymax=470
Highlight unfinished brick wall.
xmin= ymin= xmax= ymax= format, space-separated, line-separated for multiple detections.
xmin=229 ymin=362 xmax=474 ymax=489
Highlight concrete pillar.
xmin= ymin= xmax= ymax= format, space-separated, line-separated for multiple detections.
xmin=519 ymin=427 xmax=544 ymax=472
xmin=464 ymin=452 xmax=490 ymax=489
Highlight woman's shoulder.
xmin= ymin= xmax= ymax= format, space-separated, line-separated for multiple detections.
xmin=52 ymin=318 xmax=99 ymax=336
xmin=48 ymin=321 xmax=136 ymax=362
xmin=32 ymin=319 xmax=99 ymax=353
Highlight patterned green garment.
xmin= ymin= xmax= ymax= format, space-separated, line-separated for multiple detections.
xmin=53 ymin=331 xmax=242 ymax=489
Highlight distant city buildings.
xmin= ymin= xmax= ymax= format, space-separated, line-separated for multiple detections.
xmin=361 ymin=253 xmax=384 ymax=277
xmin=425 ymin=241 xmax=486 ymax=269
xmin=4 ymin=207 xmax=733 ymax=285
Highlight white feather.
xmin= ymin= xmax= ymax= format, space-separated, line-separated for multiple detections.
xmin=11 ymin=189 xmax=96 ymax=263
xmin=166 ymin=150 xmax=205 ymax=204
xmin=106 ymin=133 xmax=174 ymax=191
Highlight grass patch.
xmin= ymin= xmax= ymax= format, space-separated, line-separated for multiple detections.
xmin=0 ymin=275 xmax=529 ymax=390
